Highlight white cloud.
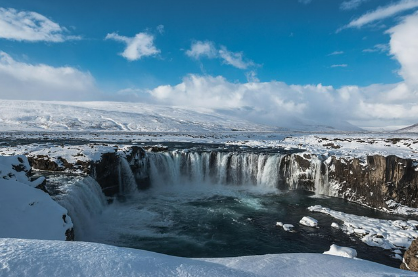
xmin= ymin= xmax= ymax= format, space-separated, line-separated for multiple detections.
xmin=105 ymin=32 xmax=160 ymax=61
xmin=329 ymin=51 xmax=344 ymax=56
xmin=362 ymin=43 xmax=389 ymax=53
xmin=340 ymin=0 xmax=369 ymax=10
xmin=388 ymin=12 xmax=418 ymax=88
xmin=0 ymin=7 xmax=77 ymax=42
xmin=218 ymin=46 xmax=254 ymax=69
xmin=115 ymin=74 xmax=413 ymax=130
xmin=331 ymin=64 xmax=348 ymax=68
xmin=186 ymin=41 xmax=255 ymax=70
xmin=344 ymin=0 xmax=418 ymax=29
xmin=0 ymin=51 xmax=98 ymax=100
xmin=185 ymin=41 xmax=217 ymax=59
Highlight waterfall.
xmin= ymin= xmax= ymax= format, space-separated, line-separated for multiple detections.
xmin=146 ymin=151 xmax=285 ymax=190
xmin=118 ymin=157 xmax=138 ymax=195
xmin=55 ymin=176 xmax=107 ymax=240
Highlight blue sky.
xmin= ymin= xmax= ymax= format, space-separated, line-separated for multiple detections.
xmin=0 ymin=0 xmax=406 ymax=89
xmin=0 ymin=0 xmax=418 ymax=129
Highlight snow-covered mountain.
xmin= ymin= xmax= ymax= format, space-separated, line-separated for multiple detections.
xmin=0 ymin=100 xmax=358 ymax=132
xmin=398 ymin=123 xmax=418 ymax=133
xmin=0 ymin=100 xmax=276 ymax=132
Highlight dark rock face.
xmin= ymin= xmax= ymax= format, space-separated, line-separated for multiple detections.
xmin=90 ymin=152 xmax=120 ymax=197
xmin=401 ymin=238 xmax=418 ymax=271
xmin=125 ymin=146 xmax=150 ymax=190
xmin=325 ymin=155 xmax=418 ymax=208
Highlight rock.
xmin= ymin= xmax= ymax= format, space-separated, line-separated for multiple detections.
xmin=401 ymin=238 xmax=418 ymax=271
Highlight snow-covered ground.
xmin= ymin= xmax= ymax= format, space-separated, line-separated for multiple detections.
xmin=0 ymin=100 xmax=275 ymax=132
xmin=0 ymin=156 xmax=73 ymax=240
xmin=309 ymin=205 xmax=418 ymax=256
xmin=1 ymin=238 xmax=416 ymax=277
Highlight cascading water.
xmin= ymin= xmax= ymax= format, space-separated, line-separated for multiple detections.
xmin=145 ymin=150 xmax=334 ymax=196
xmin=147 ymin=151 xmax=286 ymax=191
xmin=118 ymin=156 xmax=139 ymax=195
xmin=54 ymin=176 xmax=107 ymax=240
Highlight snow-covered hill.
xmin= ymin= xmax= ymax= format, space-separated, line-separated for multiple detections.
xmin=0 ymin=100 xmax=361 ymax=132
xmin=0 ymin=100 xmax=276 ymax=132
xmin=398 ymin=123 xmax=418 ymax=133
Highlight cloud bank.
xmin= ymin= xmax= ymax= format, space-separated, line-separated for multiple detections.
xmin=0 ymin=51 xmax=97 ymax=100
xmin=0 ymin=7 xmax=78 ymax=42
xmin=105 ymin=32 xmax=160 ymax=61
xmin=388 ymin=11 xmax=418 ymax=88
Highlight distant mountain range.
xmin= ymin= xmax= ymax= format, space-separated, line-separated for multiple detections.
xmin=0 ymin=100 xmax=359 ymax=133
xmin=398 ymin=123 xmax=418 ymax=133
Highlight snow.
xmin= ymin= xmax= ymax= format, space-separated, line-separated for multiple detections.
xmin=0 ymin=155 xmax=33 ymax=186
xmin=309 ymin=205 xmax=418 ymax=252
xmin=227 ymin=134 xmax=418 ymax=160
xmin=323 ymin=244 xmax=357 ymax=259
xmin=0 ymin=100 xmax=275 ymax=132
xmin=299 ymin=216 xmax=318 ymax=227
xmin=282 ymin=224 xmax=294 ymax=232
xmin=1 ymin=238 xmax=416 ymax=277
xmin=0 ymin=155 xmax=72 ymax=240
xmin=385 ymin=200 xmax=418 ymax=216
xmin=0 ymin=179 xmax=72 ymax=240
xmin=331 ymin=222 xmax=340 ymax=228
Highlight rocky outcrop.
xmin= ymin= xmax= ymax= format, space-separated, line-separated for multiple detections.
xmin=282 ymin=154 xmax=418 ymax=209
xmin=90 ymin=152 xmax=120 ymax=196
xmin=401 ymin=238 xmax=418 ymax=271
xmin=328 ymin=155 xmax=418 ymax=208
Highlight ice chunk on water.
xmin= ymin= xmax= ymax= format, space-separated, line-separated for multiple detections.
xmin=299 ymin=216 xmax=318 ymax=227
xmin=283 ymin=224 xmax=294 ymax=232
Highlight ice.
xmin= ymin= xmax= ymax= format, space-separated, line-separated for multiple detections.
xmin=331 ymin=222 xmax=340 ymax=229
xmin=309 ymin=205 xmax=418 ymax=251
xmin=323 ymin=244 xmax=357 ymax=259
xmin=299 ymin=216 xmax=318 ymax=227
xmin=283 ymin=224 xmax=294 ymax=232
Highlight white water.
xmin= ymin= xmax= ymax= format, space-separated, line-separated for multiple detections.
xmin=147 ymin=151 xmax=287 ymax=191
xmin=119 ymin=157 xmax=138 ymax=195
xmin=55 ymin=177 xmax=107 ymax=240
xmin=146 ymin=151 xmax=332 ymax=195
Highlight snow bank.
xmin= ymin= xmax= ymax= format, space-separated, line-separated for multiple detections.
xmin=0 ymin=238 xmax=416 ymax=277
xmin=323 ymin=244 xmax=357 ymax=259
xmin=309 ymin=205 xmax=418 ymax=251
xmin=299 ymin=216 xmax=318 ymax=227
xmin=0 ymin=155 xmax=72 ymax=240
xmin=0 ymin=155 xmax=41 ymax=187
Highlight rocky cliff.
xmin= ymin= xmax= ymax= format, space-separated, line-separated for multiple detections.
xmin=25 ymin=146 xmax=418 ymax=211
